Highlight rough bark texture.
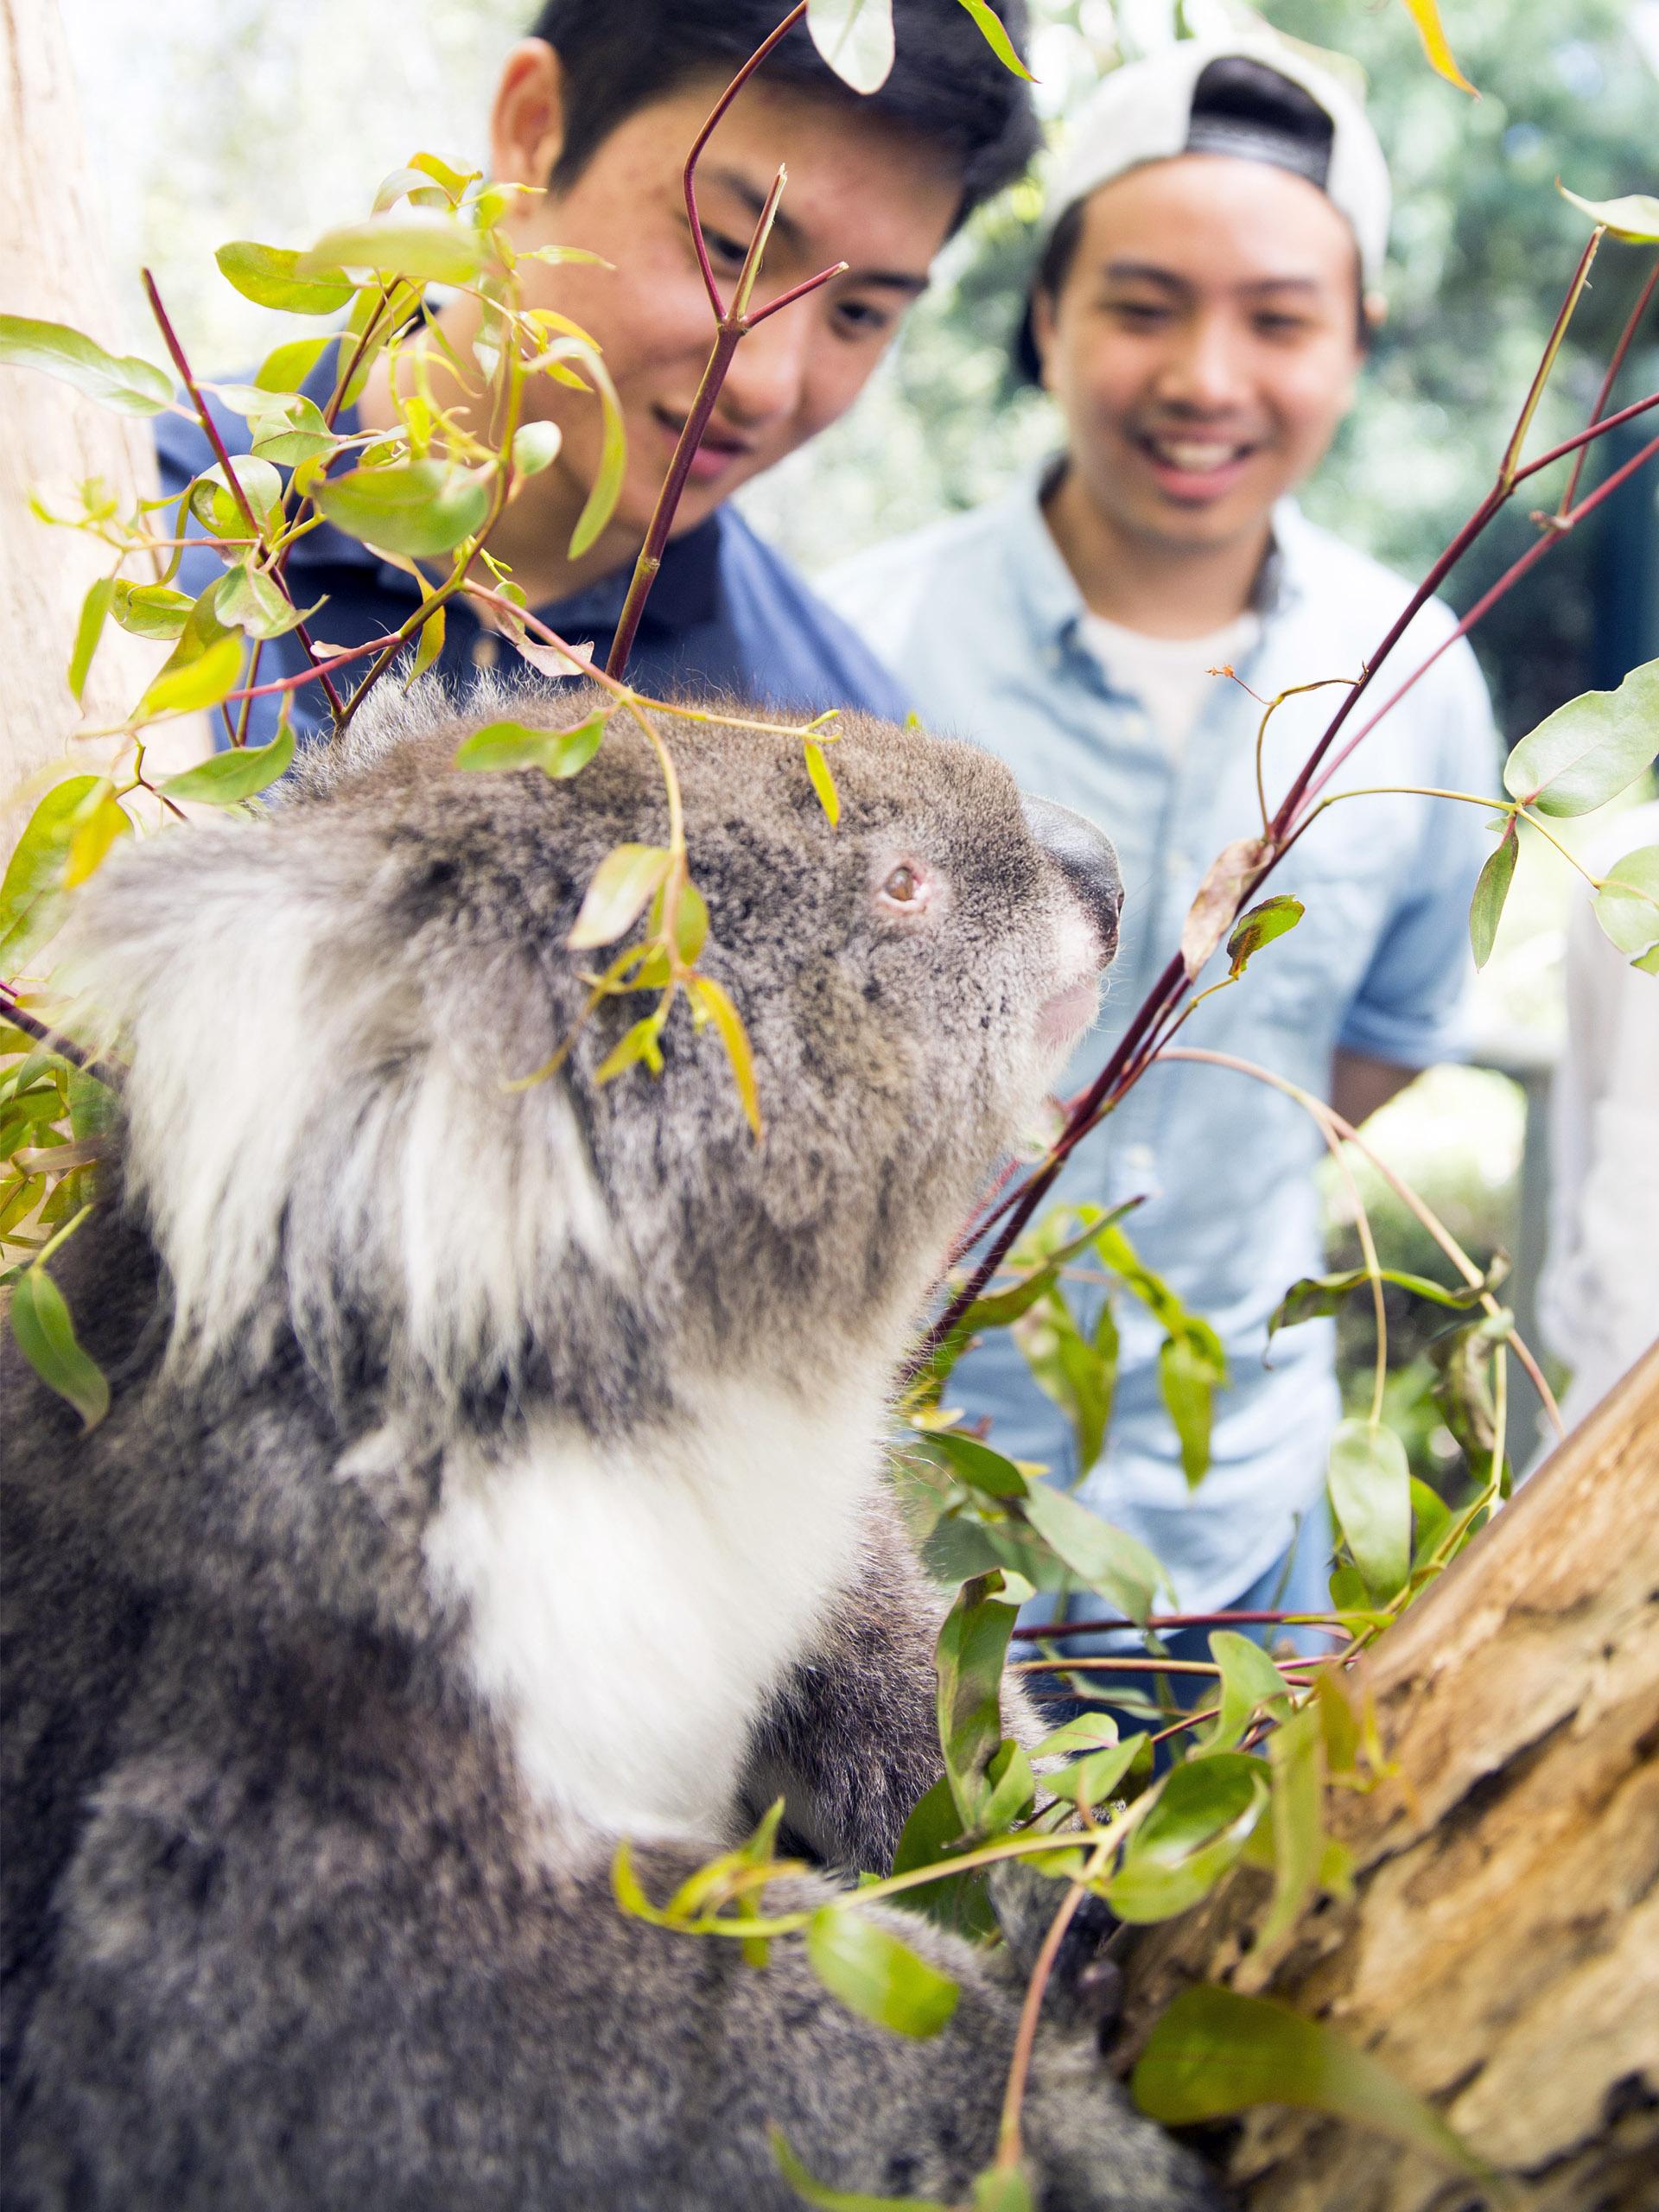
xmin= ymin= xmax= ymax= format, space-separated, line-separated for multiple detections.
xmin=0 ymin=0 xmax=199 ymax=867
xmin=1118 ymin=1344 xmax=1659 ymax=2212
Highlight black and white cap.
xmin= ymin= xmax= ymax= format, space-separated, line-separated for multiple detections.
xmin=1039 ymin=35 xmax=1391 ymax=288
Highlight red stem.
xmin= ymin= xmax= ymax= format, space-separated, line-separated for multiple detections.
xmin=1008 ymin=1608 xmax=1347 ymax=1639
xmin=141 ymin=269 xmax=346 ymax=723
xmin=1557 ymin=251 xmax=1659 ymax=512
xmin=681 ymin=3 xmax=810 ymax=319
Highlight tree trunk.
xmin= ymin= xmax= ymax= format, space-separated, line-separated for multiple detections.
xmin=0 ymin=0 xmax=200 ymax=866
xmin=1118 ymin=1344 xmax=1659 ymax=2211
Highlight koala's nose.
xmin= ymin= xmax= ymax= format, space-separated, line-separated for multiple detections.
xmin=1022 ymin=792 xmax=1123 ymax=959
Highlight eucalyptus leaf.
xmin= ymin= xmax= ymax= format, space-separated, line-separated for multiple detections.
xmin=935 ymin=1573 xmax=1020 ymax=1831
xmin=1269 ymin=1261 xmax=1497 ymax=1339
xmin=1258 ymin=1704 xmax=1325 ymax=1951
xmin=1469 ymin=822 xmax=1518 ymax=968
xmin=454 ymin=715 xmax=607 ymax=780
xmin=1227 ymin=894 xmax=1303 ymax=976
xmin=111 ymin=582 xmax=194 ymax=640
xmin=314 ymin=461 xmax=491 ymax=559
xmin=255 ymin=334 xmax=338 ymax=392
xmin=216 ymin=241 xmax=353 ymax=315
xmin=302 ymin=212 xmax=488 ymax=286
xmin=1395 ymin=0 xmax=1477 ymax=92
xmin=926 ymin=1429 xmax=1028 ymax=1500
xmin=1204 ymin=1630 xmax=1293 ymax=1754
xmin=889 ymin=1773 xmax=997 ymax=1941
xmin=805 ymin=740 xmax=840 ymax=826
xmin=1132 ymin=1984 xmax=1493 ymax=2178
xmin=687 ymin=974 xmax=762 ymax=1138
xmin=67 ymin=576 xmax=115 ymax=705
xmin=0 ymin=315 xmax=171 ymax=415
xmin=160 ymin=721 xmax=296 ymax=805
xmin=0 ymin=777 xmax=105 ymax=970
xmin=1557 ymin=184 xmax=1659 ymax=244
xmin=62 ymin=787 xmax=131 ymax=889
xmin=1107 ymin=1755 xmax=1268 ymax=1923
xmin=1327 ymin=1418 xmax=1411 ymax=1603
xmin=1503 ymin=659 xmax=1659 ymax=817
xmin=1019 ymin=1481 xmax=1169 ymax=1624
xmin=1592 ymin=844 xmax=1659 ymax=959
xmin=805 ymin=1907 xmax=958 ymax=2037
xmin=1159 ymin=1332 xmax=1221 ymax=1489
xmin=10 ymin=1265 xmax=110 ymax=1429
xmin=511 ymin=420 xmax=563 ymax=476
xmin=806 ymin=0 xmax=896 ymax=93
xmin=137 ymin=632 xmax=245 ymax=720
xmin=954 ymin=0 xmax=1033 ymax=79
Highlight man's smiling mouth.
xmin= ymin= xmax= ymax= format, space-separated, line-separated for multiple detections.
xmin=652 ymin=405 xmax=755 ymax=479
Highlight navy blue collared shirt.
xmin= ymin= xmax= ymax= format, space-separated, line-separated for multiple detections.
xmin=154 ymin=365 xmax=908 ymax=747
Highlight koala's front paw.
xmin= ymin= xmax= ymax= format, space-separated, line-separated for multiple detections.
xmin=988 ymin=1863 xmax=1124 ymax=2041
xmin=1021 ymin=2033 xmax=1230 ymax=2212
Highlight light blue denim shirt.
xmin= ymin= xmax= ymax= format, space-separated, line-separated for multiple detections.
xmin=823 ymin=470 xmax=1499 ymax=1612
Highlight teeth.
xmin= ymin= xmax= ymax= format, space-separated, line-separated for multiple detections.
xmin=1151 ymin=440 xmax=1242 ymax=472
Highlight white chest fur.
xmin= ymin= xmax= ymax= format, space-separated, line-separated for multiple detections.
xmin=422 ymin=1374 xmax=886 ymax=1845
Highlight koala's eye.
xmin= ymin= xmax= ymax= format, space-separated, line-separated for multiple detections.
xmin=883 ymin=865 xmax=921 ymax=904
xmin=874 ymin=855 xmax=941 ymax=919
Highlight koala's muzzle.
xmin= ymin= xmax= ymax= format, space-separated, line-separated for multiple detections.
xmin=1021 ymin=793 xmax=1123 ymax=962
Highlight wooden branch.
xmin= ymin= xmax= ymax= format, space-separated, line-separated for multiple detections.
xmin=1117 ymin=1344 xmax=1659 ymax=2211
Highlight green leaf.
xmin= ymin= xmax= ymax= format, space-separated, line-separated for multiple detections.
xmin=407 ymin=606 xmax=447 ymax=688
xmin=889 ymin=1772 xmax=997 ymax=1941
xmin=1020 ymin=1480 xmax=1169 ymax=1625
xmin=1395 ymin=0 xmax=1477 ymax=92
xmin=62 ymin=785 xmax=132 ymax=889
xmin=215 ymin=563 xmax=317 ymax=641
xmin=927 ymin=1428 xmax=1029 ymax=1499
xmin=1503 ymin=659 xmax=1659 ymax=817
xmin=1258 ymin=1704 xmax=1325 ymax=1950
xmin=137 ymin=631 xmax=245 ymax=721
xmin=313 ymin=461 xmax=491 ymax=559
xmin=454 ymin=714 xmax=607 ymax=779
xmin=1204 ymin=1630 xmax=1293 ymax=1754
xmin=1269 ymin=1261 xmax=1497 ymax=1339
xmin=1107 ymin=1755 xmax=1268 ymax=1923
xmin=1159 ymin=1332 xmax=1221 ymax=1489
xmin=567 ymin=355 xmax=627 ymax=562
xmin=0 ymin=777 xmax=104 ymax=971
xmin=1133 ymin=1984 xmax=1493 ymax=2177
xmin=954 ymin=0 xmax=1033 ymax=79
xmin=935 ymin=1572 xmax=1020 ymax=1832
xmin=806 ymin=0 xmax=896 ymax=92
xmin=1592 ymin=843 xmax=1659 ymax=960
xmin=1039 ymin=1732 xmax=1142 ymax=1811
xmin=1014 ymin=1293 xmax=1114 ymax=1478
xmin=248 ymin=392 xmax=337 ymax=467
xmin=254 ymin=334 xmax=337 ymax=392
xmin=805 ymin=1906 xmax=957 ymax=2037
xmin=111 ymin=582 xmax=195 ymax=639
xmin=159 ymin=720 xmax=296 ymax=805
xmin=10 ymin=1265 xmax=109 ymax=1429
xmin=216 ymin=240 xmax=354 ymax=315
xmin=770 ymin=2126 xmax=951 ymax=2212
xmin=188 ymin=455 xmax=285 ymax=539
xmin=1327 ymin=1418 xmax=1411 ymax=1604
xmin=594 ymin=1014 xmax=666 ymax=1085
xmin=804 ymin=740 xmax=840 ymax=826
xmin=1226 ymin=894 xmax=1304 ymax=977
xmin=1557 ymin=184 xmax=1659 ymax=244
xmin=0 ymin=315 xmax=172 ymax=415
xmin=511 ymin=420 xmax=563 ymax=476
xmin=569 ymin=845 xmax=672 ymax=952
xmin=1469 ymin=821 xmax=1518 ymax=968
xmin=67 ymin=576 xmax=115 ymax=704
xmin=688 ymin=973 xmax=763 ymax=1139
xmin=304 ymin=213 xmax=489 ymax=286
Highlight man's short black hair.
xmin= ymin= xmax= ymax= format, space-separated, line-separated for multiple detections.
xmin=1014 ymin=52 xmax=1366 ymax=384
xmin=525 ymin=0 xmax=1039 ymax=231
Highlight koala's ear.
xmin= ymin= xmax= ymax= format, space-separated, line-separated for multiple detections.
xmin=55 ymin=815 xmax=422 ymax=1346
xmin=58 ymin=812 xmax=616 ymax=1385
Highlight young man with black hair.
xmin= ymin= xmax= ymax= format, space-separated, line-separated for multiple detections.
xmin=827 ymin=37 xmax=1500 ymax=1651
xmin=157 ymin=0 xmax=1037 ymax=741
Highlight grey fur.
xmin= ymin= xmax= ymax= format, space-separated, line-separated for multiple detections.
xmin=2 ymin=688 xmax=1218 ymax=2210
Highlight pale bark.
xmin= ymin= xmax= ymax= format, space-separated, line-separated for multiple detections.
xmin=0 ymin=0 xmax=202 ymax=869
xmin=1118 ymin=1344 xmax=1659 ymax=2211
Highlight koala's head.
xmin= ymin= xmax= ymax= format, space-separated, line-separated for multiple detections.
xmin=64 ymin=681 xmax=1120 ymax=1433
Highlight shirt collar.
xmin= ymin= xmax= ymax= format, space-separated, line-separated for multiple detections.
xmin=1006 ymin=455 xmax=1306 ymax=646
xmin=282 ymin=351 xmax=723 ymax=636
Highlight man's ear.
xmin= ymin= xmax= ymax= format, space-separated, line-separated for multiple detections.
xmin=490 ymin=39 xmax=568 ymax=197
xmin=1361 ymin=288 xmax=1389 ymax=342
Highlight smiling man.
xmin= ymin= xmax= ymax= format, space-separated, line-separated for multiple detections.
xmin=156 ymin=0 xmax=1036 ymax=740
xmin=826 ymin=38 xmax=1499 ymax=1648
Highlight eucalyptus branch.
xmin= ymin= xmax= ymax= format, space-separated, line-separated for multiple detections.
xmin=1008 ymin=1608 xmax=1349 ymax=1639
xmin=0 ymin=987 xmax=119 ymax=1087
xmin=142 ymin=268 xmax=346 ymax=723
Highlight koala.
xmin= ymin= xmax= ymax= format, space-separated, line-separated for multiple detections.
xmin=1 ymin=682 xmax=1219 ymax=2212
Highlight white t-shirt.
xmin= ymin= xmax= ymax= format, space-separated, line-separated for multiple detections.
xmin=1077 ymin=609 xmax=1261 ymax=763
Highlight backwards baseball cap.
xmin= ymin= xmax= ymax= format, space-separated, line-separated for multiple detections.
xmin=1015 ymin=36 xmax=1391 ymax=379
